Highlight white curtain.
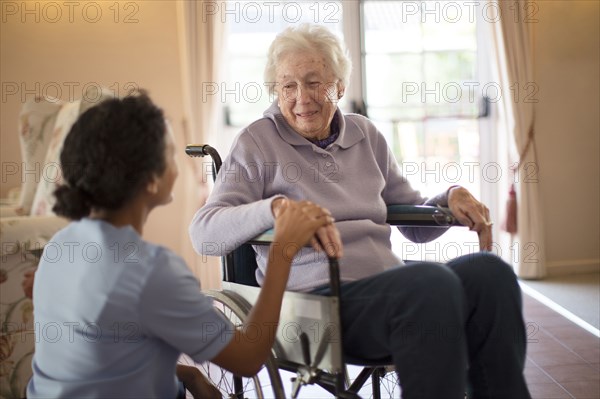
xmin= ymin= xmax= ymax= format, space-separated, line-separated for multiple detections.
xmin=490 ymin=0 xmax=546 ymax=278
xmin=177 ymin=0 xmax=225 ymax=289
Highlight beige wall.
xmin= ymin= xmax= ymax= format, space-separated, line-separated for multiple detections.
xmin=534 ymin=1 xmax=600 ymax=274
xmin=0 ymin=1 xmax=192 ymax=258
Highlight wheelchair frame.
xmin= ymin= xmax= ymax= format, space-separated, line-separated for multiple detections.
xmin=186 ymin=144 xmax=460 ymax=399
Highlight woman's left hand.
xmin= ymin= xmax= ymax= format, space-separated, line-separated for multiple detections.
xmin=448 ymin=186 xmax=493 ymax=251
xmin=297 ymin=202 xmax=343 ymax=259
xmin=312 ymin=224 xmax=343 ymax=259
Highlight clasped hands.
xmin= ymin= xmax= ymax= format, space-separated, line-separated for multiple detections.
xmin=271 ymin=197 xmax=343 ymax=259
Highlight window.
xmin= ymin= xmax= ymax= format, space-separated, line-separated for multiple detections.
xmin=355 ymin=1 xmax=495 ymax=262
xmin=361 ymin=0 xmax=483 ymax=199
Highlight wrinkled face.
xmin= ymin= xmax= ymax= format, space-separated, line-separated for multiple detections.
xmin=275 ymin=50 xmax=343 ymax=141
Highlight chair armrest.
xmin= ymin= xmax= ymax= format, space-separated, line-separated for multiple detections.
xmin=0 ymin=215 xmax=67 ymax=398
xmin=386 ymin=205 xmax=462 ymax=227
xmin=247 ymin=230 xmax=276 ymax=245
xmin=0 ymin=205 xmax=24 ymax=218
xmin=0 ymin=187 xmax=22 ymax=206
xmin=1 ymin=215 xmax=69 ymax=310
xmin=245 ymin=206 xmax=461 ymax=300
xmin=0 ymin=215 xmax=69 ymax=251
xmin=248 ymin=205 xmax=462 ymax=244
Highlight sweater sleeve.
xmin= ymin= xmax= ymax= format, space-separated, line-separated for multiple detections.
xmin=189 ymin=131 xmax=283 ymax=256
xmin=369 ymin=121 xmax=452 ymax=243
xmin=398 ymin=191 xmax=452 ymax=243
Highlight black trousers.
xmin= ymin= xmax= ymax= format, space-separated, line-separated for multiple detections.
xmin=312 ymin=252 xmax=531 ymax=399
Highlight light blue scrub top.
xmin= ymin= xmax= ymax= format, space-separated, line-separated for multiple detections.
xmin=27 ymin=219 xmax=233 ymax=398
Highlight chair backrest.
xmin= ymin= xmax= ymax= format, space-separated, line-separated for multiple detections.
xmin=19 ymin=86 xmax=114 ymax=216
xmin=186 ymin=144 xmax=260 ymax=287
xmin=230 ymin=244 xmax=260 ymax=287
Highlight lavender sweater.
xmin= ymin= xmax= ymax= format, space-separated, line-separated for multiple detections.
xmin=189 ymin=102 xmax=449 ymax=291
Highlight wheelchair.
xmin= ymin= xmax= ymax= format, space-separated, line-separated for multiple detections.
xmin=184 ymin=144 xmax=461 ymax=399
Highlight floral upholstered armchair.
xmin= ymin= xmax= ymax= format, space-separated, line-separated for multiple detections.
xmin=0 ymin=87 xmax=113 ymax=398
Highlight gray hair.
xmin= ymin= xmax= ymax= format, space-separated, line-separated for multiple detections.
xmin=264 ymin=24 xmax=352 ymax=94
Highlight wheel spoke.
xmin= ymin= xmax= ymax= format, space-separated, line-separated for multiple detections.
xmin=178 ymin=295 xmax=283 ymax=398
xmin=346 ymin=366 xmax=400 ymax=398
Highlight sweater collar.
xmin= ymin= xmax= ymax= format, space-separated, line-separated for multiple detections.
xmin=263 ymin=100 xmax=364 ymax=149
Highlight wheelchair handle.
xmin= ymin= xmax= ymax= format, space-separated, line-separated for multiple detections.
xmin=186 ymin=144 xmax=222 ymax=181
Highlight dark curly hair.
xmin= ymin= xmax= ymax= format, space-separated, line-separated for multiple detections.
xmin=53 ymin=92 xmax=167 ymax=220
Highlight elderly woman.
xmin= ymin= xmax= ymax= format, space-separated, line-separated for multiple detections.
xmin=190 ymin=24 xmax=531 ymax=398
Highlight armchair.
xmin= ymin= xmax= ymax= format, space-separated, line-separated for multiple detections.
xmin=0 ymin=86 xmax=113 ymax=398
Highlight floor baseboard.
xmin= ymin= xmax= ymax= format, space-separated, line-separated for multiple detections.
xmin=545 ymin=259 xmax=600 ymax=277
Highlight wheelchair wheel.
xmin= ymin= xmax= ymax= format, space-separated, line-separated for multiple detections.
xmin=346 ymin=365 xmax=400 ymax=399
xmin=200 ymin=290 xmax=285 ymax=399
xmin=372 ymin=367 xmax=400 ymax=399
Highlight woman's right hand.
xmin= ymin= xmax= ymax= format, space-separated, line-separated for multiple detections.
xmin=272 ymin=199 xmax=343 ymax=260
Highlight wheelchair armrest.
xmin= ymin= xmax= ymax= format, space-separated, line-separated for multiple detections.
xmin=248 ymin=205 xmax=462 ymax=244
xmin=246 ymin=206 xmax=460 ymax=299
xmin=386 ymin=205 xmax=462 ymax=227
xmin=247 ymin=230 xmax=276 ymax=245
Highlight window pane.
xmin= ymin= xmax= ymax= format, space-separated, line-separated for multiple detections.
xmin=363 ymin=1 xmax=476 ymax=53
xmin=363 ymin=1 xmax=480 ymax=120
xmin=229 ymin=32 xmax=276 ymax=57
xmin=421 ymin=12 xmax=476 ymax=51
xmin=406 ymin=118 xmax=480 ymax=198
xmin=364 ymin=53 xmax=424 ymax=120
xmin=363 ymin=1 xmax=422 ymax=53
xmin=424 ymin=51 xmax=478 ymax=117
xmin=424 ymin=51 xmax=476 ymax=86
xmin=226 ymin=56 xmax=273 ymax=126
xmin=394 ymin=121 xmax=424 ymax=164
